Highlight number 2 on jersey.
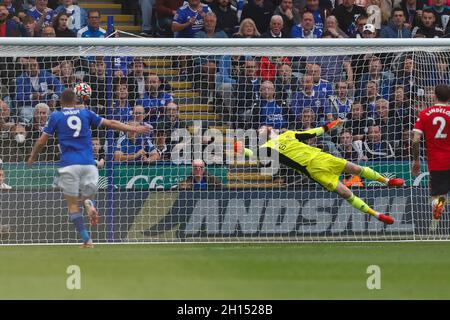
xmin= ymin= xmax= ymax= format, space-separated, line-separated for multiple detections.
xmin=433 ymin=116 xmax=447 ymax=139
xmin=67 ymin=116 xmax=82 ymax=137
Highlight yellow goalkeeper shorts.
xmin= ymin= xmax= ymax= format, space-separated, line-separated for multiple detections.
xmin=307 ymin=152 xmax=347 ymax=191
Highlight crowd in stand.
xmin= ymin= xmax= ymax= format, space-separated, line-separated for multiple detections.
xmin=1 ymin=0 xmax=449 ymax=174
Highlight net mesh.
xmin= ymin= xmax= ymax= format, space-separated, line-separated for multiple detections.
xmin=0 ymin=40 xmax=449 ymax=244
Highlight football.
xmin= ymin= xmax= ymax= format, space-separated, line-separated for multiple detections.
xmin=74 ymin=82 xmax=92 ymax=101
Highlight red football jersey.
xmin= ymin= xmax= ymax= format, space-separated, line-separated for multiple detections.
xmin=413 ymin=105 xmax=450 ymax=171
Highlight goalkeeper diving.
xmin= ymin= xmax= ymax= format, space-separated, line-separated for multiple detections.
xmin=238 ymin=119 xmax=404 ymax=225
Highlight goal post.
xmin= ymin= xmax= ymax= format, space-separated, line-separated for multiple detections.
xmin=0 ymin=37 xmax=449 ymax=244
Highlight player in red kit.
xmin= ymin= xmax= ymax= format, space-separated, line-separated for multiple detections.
xmin=412 ymin=84 xmax=450 ymax=222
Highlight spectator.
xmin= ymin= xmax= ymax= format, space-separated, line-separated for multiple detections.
xmin=77 ymin=10 xmax=106 ymax=38
xmin=0 ymin=3 xmax=28 ymax=36
xmin=56 ymin=60 xmax=77 ymax=88
xmin=215 ymin=55 xmax=241 ymax=122
xmin=155 ymin=0 xmax=184 ymax=37
xmin=424 ymin=0 xmax=450 ymax=30
xmin=0 ymin=123 xmax=32 ymax=163
xmin=291 ymin=75 xmax=331 ymax=125
xmin=291 ymin=11 xmax=323 ymax=37
xmin=379 ymin=7 xmax=412 ymax=37
xmin=361 ymin=22 xmax=378 ymax=37
xmin=22 ymin=15 xmax=36 ymax=37
xmin=40 ymin=25 xmax=55 ymax=37
xmin=262 ymin=14 xmax=288 ymax=37
xmin=353 ymin=13 xmax=369 ymax=37
xmin=374 ymin=98 xmax=400 ymax=146
xmin=329 ymin=80 xmax=353 ymax=119
xmin=195 ymin=12 xmax=228 ymax=38
xmin=210 ymin=0 xmax=239 ymax=37
xmin=15 ymin=57 xmax=64 ymax=123
xmin=138 ymin=0 xmax=156 ymax=37
xmin=86 ymin=57 xmax=107 ymax=116
xmin=305 ymin=63 xmax=334 ymax=98
xmin=241 ymin=0 xmax=274 ymax=34
xmin=232 ymin=17 xmax=261 ymax=37
xmin=112 ymin=82 xmax=133 ymax=123
xmin=337 ymin=129 xmax=364 ymax=162
xmin=136 ymin=74 xmax=174 ymax=126
xmin=332 ymin=0 xmax=367 ymax=36
xmin=25 ymin=102 xmax=59 ymax=161
xmin=362 ymin=80 xmax=382 ymax=117
xmin=324 ymin=15 xmax=348 ymax=38
xmin=362 ymin=125 xmax=395 ymax=160
xmin=273 ymin=0 xmax=301 ymax=36
xmin=0 ymin=100 xmax=14 ymax=133
xmin=412 ymin=8 xmax=445 ymax=36
xmin=132 ymin=105 xmax=147 ymax=124
xmin=54 ymin=0 xmax=87 ymax=34
xmin=161 ymin=101 xmax=186 ymax=131
xmin=432 ymin=54 xmax=450 ymax=84
xmin=254 ymin=80 xmax=287 ymax=129
xmin=236 ymin=58 xmax=261 ymax=127
xmin=113 ymin=120 xmax=161 ymax=163
xmin=92 ymin=136 xmax=105 ymax=169
xmin=52 ymin=12 xmax=75 ymax=37
xmin=306 ymin=53 xmax=353 ymax=84
xmin=356 ymin=55 xmax=392 ymax=100
xmin=390 ymin=84 xmax=411 ymax=133
xmin=126 ymin=57 xmax=145 ymax=105
xmin=26 ymin=0 xmax=55 ymax=34
xmin=401 ymin=0 xmax=427 ymax=28
xmin=172 ymin=0 xmax=212 ymax=38
xmin=0 ymin=167 xmax=12 ymax=190
xmin=344 ymin=101 xmax=374 ymax=141
xmin=274 ymin=63 xmax=300 ymax=111
xmin=178 ymin=159 xmax=222 ymax=190
xmin=299 ymin=0 xmax=331 ymax=31
xmin=2 ymin=0 xmax=25 ymax=19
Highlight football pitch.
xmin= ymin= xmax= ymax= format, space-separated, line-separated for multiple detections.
xmin=0 ymin=242 xmax=449 ymax=299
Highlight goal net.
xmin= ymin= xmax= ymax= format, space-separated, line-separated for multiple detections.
xmin=0 ymin=38 xmax=449 ymax=244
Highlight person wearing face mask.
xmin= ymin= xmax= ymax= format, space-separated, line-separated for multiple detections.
xmin=0 ymin=124 xmax=32 ymax=163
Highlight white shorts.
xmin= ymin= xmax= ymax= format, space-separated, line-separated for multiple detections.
xmin=54 ymin=165 xmax=99 ymax=198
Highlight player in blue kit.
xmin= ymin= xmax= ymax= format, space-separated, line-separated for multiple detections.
xmin=27 ymin=89 xmax=150 ymax=248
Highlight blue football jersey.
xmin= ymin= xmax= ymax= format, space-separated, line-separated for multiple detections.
xmin=173 ymin=3 xmax=211 ymax=38
xmin=43 ymin=108 xmax=103 ymax=167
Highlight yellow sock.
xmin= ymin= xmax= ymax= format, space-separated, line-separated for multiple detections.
xmin=347 ymin=194 xmax=378 ymax=217
xmin=360 ymin=167 xmax=387 ymax=184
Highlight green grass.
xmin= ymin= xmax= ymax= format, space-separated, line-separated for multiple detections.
xmin=0 ymin=243 xmax=450 ymax=299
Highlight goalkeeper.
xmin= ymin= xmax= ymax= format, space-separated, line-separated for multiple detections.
xmin=257 ymin=119 xmax=404 ymax=225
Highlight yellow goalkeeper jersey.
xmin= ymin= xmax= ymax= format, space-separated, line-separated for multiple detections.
xmin=260 ymin=127 xmax=325 ymax=167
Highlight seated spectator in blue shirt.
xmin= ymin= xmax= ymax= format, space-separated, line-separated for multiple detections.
xmin=172 ymin=0 xmax=211 ymax=38
xmin=113 ymin=121 xmax=161 ymax=163
xmin=178 ymin=159 xmax=222 ymax=190
xmin=111 ymin=82 xmax=133 ymax=123
xmin=305 ymin=63 xmax=334 ymax=98
xmin=291 ymin=11 xmax=323 ymax=38
xmin=194 ymin=12 xmax=228 ymax=38
xmin=15 ymin=57 xmax=63 ymax=123
xmin=362 ymin=80 xmax=383 ymax=118
xmin=379 ymin=7 xmax=412 ymax=38
xmin=26 ymin=0 xmax=55 ymax=34
xmin=329 ymin=80 xmax=353 ymax=120
xmin=77 ymin=10 xmax=106 ymax=38
xmin=136 ymin=74 xmax=174 ymax=126
xmin=291 ymin=75 xmax=331 ymax=125
xmin=299 ymin=0 xmax=329 ymax=31
xmin=54 ymin=0 xmax=87 ymax=34
xmin=254 ymin=80 xmax=287 ymax=130
xmin=356 ymin=55 xmax=392 ymax=100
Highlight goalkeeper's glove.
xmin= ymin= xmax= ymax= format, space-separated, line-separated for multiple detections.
xmin=323 ymin=119 xmax=344 ymax=132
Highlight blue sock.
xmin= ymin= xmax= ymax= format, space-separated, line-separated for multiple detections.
xmin=70 ymin=213 xmax=90 ymax=243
